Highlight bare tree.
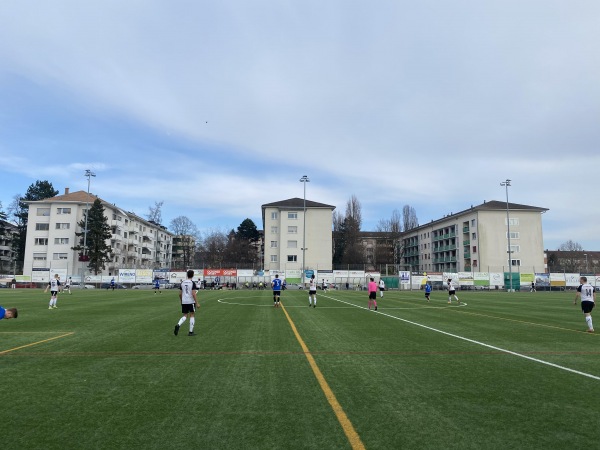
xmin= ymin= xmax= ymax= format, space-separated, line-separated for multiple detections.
xmin=196 ymin=229 xmax=229 ymax=267
xmin=346 ymin=194 xmax=362 ymax=230
xmin=147 ymin=201 xmax=164 ymax=225
xmin=402 ymin=205 xmax=419 ymax=231
xmin=374 ymin=209 xmax=403 ymax=268
xmin=169 ymin=216 xmax=198 ymax=269
xmin=558 ymin=240 xmax=583 ymax=252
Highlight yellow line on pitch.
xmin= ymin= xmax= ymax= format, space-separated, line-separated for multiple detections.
xmin=280 ymin=303 xmax=365 ymax=450
xmin=0 ymin=332 xmax=75 ymax=355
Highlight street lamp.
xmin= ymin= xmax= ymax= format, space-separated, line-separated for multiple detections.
xmin=500 ymin=179 xmax=512 ymax=292
xmin=300 ymin=175 xmax=310 ymax=284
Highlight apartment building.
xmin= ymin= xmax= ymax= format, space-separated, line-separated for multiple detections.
xmin=402 ymin=200 xmax=548 ymax=273
xmin=262 ymin=198 xmax=335 ymax=272
xmin=0 ymin=220 xmax=17 ymax=274
xmin=23 ymin=188 xmax=173 ymax=278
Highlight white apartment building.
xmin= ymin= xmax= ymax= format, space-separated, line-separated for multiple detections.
xmin=262 ymin=198 xmax=335 ymax=272
xmin=402 ymin=200 xmax=548 ymax=273
xmin=0 ymin=220 xmax=17 ymax=274
xmin=23 ymin=188 xmax=173 ymax=278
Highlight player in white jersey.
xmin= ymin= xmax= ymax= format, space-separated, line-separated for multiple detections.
xmin=309 ymin=275 xmax=318 ymax=308
xmin=447 ymin=278 xmax=460 ymax=304
xmin=65 ymin=277 xmax=72 ymax=294
xmin=575 ymin=276 xmax=595 ymax=333
xmin=44 ymin=274 xmax=61 ymax=309
xmin=378 ymin=279 xmax=385 ymax=298
xmin=174 ymin=270 xmax=199 ymax=336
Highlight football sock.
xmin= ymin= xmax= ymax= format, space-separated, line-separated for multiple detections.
xmin=189 ymin=317 xmax=195 ymax=332
xmin=178 ymin=316 xmax=187 ymax=326
xmin=373 ymin=300 xmax=377 ymax=308
xmin=586 ymin=316 xmax=593 ymax=330
xmin=314 ymin=297 xmax=317 ymax=306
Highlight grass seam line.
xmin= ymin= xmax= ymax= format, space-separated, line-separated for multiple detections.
xmin=325 ymin=295 xmax=600 ymax=382
xmin=280 ymin=303 xmax=366 ymax=450
xmin=0 ymin=332 xmax=75 ymax=355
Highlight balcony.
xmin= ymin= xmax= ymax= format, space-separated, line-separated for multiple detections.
xmin=463 ymin=226 xmax=470 ymax=233
xmin=464 ymin=252 xmax=471 ymax=259
xmin=463 ymin=240 xmax=470 ymax=246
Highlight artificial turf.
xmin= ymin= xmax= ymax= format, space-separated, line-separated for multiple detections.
xmin=1 ymin=287 xmax=598 ymax=449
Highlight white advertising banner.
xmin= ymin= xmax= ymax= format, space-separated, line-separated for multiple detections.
xmin=489 ymin=273 xmax=504 ymax=286
xmin=237 ymin=269 xmax=255 ymax=277
xmin=136 ymin=269 xmax=153 ymax=283
xmin=118 ymin=269 xmax=136 ymax=283
xmin=101 ymin=275 xmax=113 ymax=283
xmin=458 ymin=272 xmax=474 ymax=286
xmin=411 ymin=275 xmax=425 ymax=289
xmin=32 ymin=268 xmax=50 ymax=282
xmin=565 ymin=273 xmax=581 ymax=287
xmin=84 ymin=274 xmax=102 ymax=283
xmin=169 ymin=272 xmax=187 ymax=283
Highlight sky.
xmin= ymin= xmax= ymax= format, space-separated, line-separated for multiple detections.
xmin=0 ymin=1 xmax=599 ymax=250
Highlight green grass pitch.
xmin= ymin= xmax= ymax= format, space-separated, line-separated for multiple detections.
xmin=1 ymin=287 xmax=599 ymax=449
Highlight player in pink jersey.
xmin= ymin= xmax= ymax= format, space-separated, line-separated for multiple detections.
xmin=368 ymin=277 xmax=378 ymax=311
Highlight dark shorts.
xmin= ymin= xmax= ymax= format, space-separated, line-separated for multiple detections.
xmin=181 ymin=303 xmax=195 ymax=314
xmin=309 ymin=290 xmax=317 ymax=295
xmin=369 ymin=292 xmax=377 ymax=300
xmin=51 ymin=291 xmax=58 ymax=296
xmin=581 ymin=301 xmax=595 ymax=314
xmin=449 ymin=290 xmax=456 ymax=295
xmin=425 ymin=292 xmax=430 ymax=298
xmin=273 ymin=290 xmax=281 ymax=297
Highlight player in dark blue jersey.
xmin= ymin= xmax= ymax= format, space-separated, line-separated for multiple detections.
xmin=0 ymin=306 xmax=18 ymax=320
xmin=425 ymin=282 xmax=432 ymax=302
xmin=272 ymin=274 xmax=283 ymax=308
xmin=154 ymin=278 xmax=162 ymax=294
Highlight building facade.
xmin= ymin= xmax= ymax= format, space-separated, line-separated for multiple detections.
xmin=0 ymin=220 xmax=17 ymax=274
xmin=23 ymin=189 xmax=173 ymax=278
xmin=262 ymin=198 xmax=335 ymax=272
xmin=401 ymin=200 xmax=548 ymax=273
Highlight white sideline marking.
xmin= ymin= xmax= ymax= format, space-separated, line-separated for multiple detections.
xmin=324 ymin=294 xmax=600 ymax=381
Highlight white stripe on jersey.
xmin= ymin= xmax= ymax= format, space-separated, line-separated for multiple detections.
xmin=180 ymin=280 xmax=196 ymax=304
xmin=580 ymin=283 xmax=595 ymax=303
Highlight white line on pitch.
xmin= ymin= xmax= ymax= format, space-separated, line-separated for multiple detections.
xmin=323 ymin=294 xmax=600 ymax=381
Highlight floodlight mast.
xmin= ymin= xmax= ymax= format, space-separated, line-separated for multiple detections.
xmin=80 ymin=169 xmax=96 ymax=287
xmin=500 ymin=179 xmax=512 ymax=292
xmin=300 ymin=175 xmax=310 ymax=285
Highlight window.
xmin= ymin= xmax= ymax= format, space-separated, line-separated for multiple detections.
xmin=288 ymin=212 xmax=298 ymax=220
xmin=473 ymin=260 xmax=478 ymax=267
xmin=270 ymin=255 xmax=278 ymax=262
xmin=36 ymin=208 xmax=50 ymax=216
xmin=53 ymin=253 xmax=68 ymax=260
xmin=507 ymin=232 xmax=520 ymax=239
xmin=510 ymin=259 xmax=521 ymax=266
xmin=270 ymin=241 xmax=278 ymax=248
xmin=472 ymin=232 xmax=477 ymax=240
xmin=124 ymin=232 xmax=128 ymax=238
xmin=55 ymin=223 xmax=70 ymax=230
xmin=33 ymin=253 xmax=47 ymax=261
xmin=35 ymin=223 xmax=50 ymax=231
xmin=34 ymin=238 xmax=48 ymax=245
xmin=271 ymin=226 xmax=278 ymax=234
xmin=112 ymin=213 xmax=117 ymax=220
xmin=505 ymin=218 xmax=519 ymax=226
xmin=54 ymin=238 xmax=69 ymax=245
xmin=471 ymin=219 xmax=476 ymax=226
xmin=56 ymin=208 xmax=71 ymax=214
xmin=288 ymin=226 xmax=298 ymax=234
xmin=271 ymin=212 xmax=278 ymax=220
xmin=472 ymin=246 xmax=477 ymax=253
xmin=287 ymin=255 xmax=297 ymax=262
xmin=508 ymin=245 xmax=520 ymax=253
xmin=287 ymin=240 xmax=297 ymax=248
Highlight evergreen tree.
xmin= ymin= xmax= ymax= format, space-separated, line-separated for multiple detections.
xmin=72 ymin=199 xmax=112 ymax=274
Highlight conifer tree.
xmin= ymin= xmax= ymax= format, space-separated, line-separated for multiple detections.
xmin=73 ymin=199 xmax=112 ymax=274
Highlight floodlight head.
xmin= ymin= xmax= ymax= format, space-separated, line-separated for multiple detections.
xmin=300 ymin=175 xmax=310 ymax=182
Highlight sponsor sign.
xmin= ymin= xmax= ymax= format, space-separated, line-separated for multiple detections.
xmin=458 ymin=272 xmax=474 ymax=286
xmin=565 ymin=273 xmax=581 ymax=287
xmin=520 ymin=273 xmax=535 ymax=284
xmin=84 ymin=275 xmax=102 ymax=283
xmin=237 ymin=269 xmax=255 ymax=277
xmin=32 ymin=268 xmax=50 ymax=282
xmin=549 ymin=272 xmax=566 ymax=286
xmin=489 ymin=273 xmax=504 ymax=286
xmin=136 ymin=269 xmax=153 ymax=284
xmin=535 ymin=273 xmax=550 ymax=286
xmin=474 ymin=272 xmax=490 ymax=286
xmin=118 ymin=269 xmax=136 ymax=283
xmin=204 ymin=269 xmax=237 ymax=277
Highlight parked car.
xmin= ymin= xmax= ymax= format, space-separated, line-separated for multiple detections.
xmin=100 ymin=282 xmax=127 ymax=289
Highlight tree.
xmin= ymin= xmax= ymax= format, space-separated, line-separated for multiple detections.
xmin=147 ymin=201 xmax=164 ymax=225
xmin=402 ymin=205 xmax=419 ymax=231
xmin=558 ymin=240 xmax=583 ymax=252
xmin=170 ymin=216 xmax=198 ymax=269
xmin=374 ymin=209 xmax=403 ymax=267
xmin=10 ymin=181 xmax=59 ymax=273
xmin=72 ymin=199 xmax=112 ymax=275
xmin=226 ymin=218 xmax=261 ymax=266
xmin=196 ymin=229 xmax=228 ymax=267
